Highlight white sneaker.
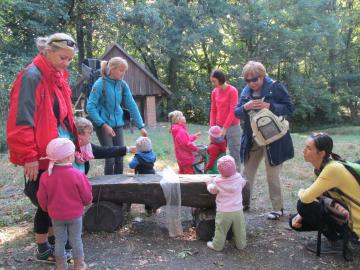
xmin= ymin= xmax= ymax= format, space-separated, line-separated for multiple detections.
xmin=207 ymin=241 xmax=215 ymax=250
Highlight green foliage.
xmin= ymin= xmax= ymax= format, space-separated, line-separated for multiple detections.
xmin=0 ymin=0 xmax=360 ymax=144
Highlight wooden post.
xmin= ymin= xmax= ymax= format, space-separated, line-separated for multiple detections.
xmin=144 ymin=96 xmax=156 ymax=127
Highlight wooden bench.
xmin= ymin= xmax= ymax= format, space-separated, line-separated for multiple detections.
xmin=84 ymin=174 xmax=217 ymax=239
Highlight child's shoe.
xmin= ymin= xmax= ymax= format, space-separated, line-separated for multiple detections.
xmin=207 ymin=241 xmax=216 ymax=250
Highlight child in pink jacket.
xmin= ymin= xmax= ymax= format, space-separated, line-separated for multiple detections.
xmin=206 ymin=155 xmax=247 ymax=251
xmin=168 ymin=110 xmax=202 ymax=174
xmin=37 ymin=138 xmax=92 ymax=270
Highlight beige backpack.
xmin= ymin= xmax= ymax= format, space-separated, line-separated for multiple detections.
xmin=249 ymin=108 xmax=289 ymax=146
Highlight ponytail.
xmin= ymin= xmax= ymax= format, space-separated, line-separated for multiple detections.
xmin=100 ymin=60 xmax=109 ymax=77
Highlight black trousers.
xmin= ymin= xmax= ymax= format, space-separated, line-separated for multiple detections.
xmin=24 ymin=170 xmax=52 ymax=234
xmin=289 ymin=200 xmax=341 ymax=241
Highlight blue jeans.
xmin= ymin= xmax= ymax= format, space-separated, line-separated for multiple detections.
xmin=52 ymin=217 xmax=84 ymax=258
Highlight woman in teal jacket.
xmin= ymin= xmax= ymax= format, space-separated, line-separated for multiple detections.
xmin=87 ymin=57 xmax=147 ymax=175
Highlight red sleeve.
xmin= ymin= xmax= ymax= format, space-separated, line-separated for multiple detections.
xmin=205 ymin=144 xmax=220 ymax=171
xmin=37 ymin=174 xmax=48 ymax=212
xmin=209 ymin=90 xmax=217 ymax=126
xmin=7 ymin=68 xmax=40 ymax=165
xmin=77 ymin=173 xmax=93 ymax=206
xmin=176 ymin=130 xmax=198 ymax=152
xmin=223 ymin=87 xmax=239 ymax=128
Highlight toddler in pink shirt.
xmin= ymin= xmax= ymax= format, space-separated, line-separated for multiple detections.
xmin=37 ymin=138 xmax=92 ymax=270
xmin=206 ymin=155 xmax=247 ymax=251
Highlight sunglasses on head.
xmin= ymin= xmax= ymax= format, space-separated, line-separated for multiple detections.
xmin=245 ymin=77 xmax=259 ymax=83
xmin=50 ymin=39 xmax=77 ymax=48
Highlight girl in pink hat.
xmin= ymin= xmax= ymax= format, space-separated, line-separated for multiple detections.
xmin=37 ymin=138 xmax=92 ymax=270
xmin=204 ymin=126 xmax=227 ymax=173
xmin=206 ymin=155 xmax=247 ymax=251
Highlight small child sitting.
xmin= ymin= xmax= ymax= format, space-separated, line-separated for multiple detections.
xmin=37 ymin=138 xmax=92 ymax=270
xmin=206 ymin=155 xmax=247 ymax=251
xmin=204 ymin=126 xmax=227 ymax=173
xmin=129 ymin=136 xmax=156 ymax=174
xmin=74 ymin=117 xmax=136 ymax=174
xmin=168 ymin=110 xmax=202 ymax=174
xmin=129 ymin=136 xmax=156 ymax=215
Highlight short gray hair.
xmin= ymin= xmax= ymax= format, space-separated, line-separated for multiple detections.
xmin=74 ymin=117 xmax=93 ymax=134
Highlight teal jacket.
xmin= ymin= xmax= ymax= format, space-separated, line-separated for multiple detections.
xmin=87 ymin=77 xmax=145 ymax=129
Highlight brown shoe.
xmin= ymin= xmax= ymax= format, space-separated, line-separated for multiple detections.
xmin=74 ymin=257 xmax=86 ymax=270
xmin=55 ymin=256 xmax=69 ymax=270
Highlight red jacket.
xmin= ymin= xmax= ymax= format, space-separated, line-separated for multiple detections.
xmin=6 ymin=54 xmax=78 ymax=170
xmin=37 ymin=165 xmax=93 ymax=220
xmin=210 ymin=84 xmax=240 ymax=128
xmin=170 ymin=123 xmax=198 ymax=166
xmin=204 ymin=140 xmax=227 ymax=172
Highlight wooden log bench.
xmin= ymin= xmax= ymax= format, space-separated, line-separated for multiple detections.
xmin=84 ymin=174 xmax=218 ymax=240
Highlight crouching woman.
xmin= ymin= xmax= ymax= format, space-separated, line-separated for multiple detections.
xmin=289 ymin=133 xmax=360 ymax=254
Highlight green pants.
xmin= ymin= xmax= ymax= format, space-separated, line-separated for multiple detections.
xmin=212 ymin=210 xmax=246 ymax=251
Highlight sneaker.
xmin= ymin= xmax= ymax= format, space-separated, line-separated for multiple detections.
xmin=207 ymin=241 xmax=216 ymax=250
xmin=36 ymin=248 xmax=56 ymax=264
xmin=267 ymin=209 xmax=284 ymax=220
xmin=305 ymin=239 xmax=343 ymax=254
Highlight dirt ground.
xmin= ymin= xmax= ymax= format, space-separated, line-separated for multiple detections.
xmin=1 ymin=194 xmax=359 ymax=270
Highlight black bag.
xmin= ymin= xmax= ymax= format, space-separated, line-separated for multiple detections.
xmin=317 ymin=197 xmax=352 ymax=261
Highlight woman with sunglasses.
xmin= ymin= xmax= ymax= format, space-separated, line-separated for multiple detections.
xmin=209 ymin=69 xmax=242 ymax=172
xmin=7 ymin=33 xmax=79 ymax=264
xmin=289 ymin=133 xmax=360 ymax=254
xmin=234 ymin=61 xmax=294 ymax=220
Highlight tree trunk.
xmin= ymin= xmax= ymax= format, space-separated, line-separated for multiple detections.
xmin=85 ymin=21 xmax=93 ymax=58
xmin=76 ymin=21 xmax=85 ymax=69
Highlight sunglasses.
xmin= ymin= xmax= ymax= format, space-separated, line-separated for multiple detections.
xmin=50 ymin=39 xmax=77 ymax=48
xmin=245 ymin=77 xmax=259 ymax=83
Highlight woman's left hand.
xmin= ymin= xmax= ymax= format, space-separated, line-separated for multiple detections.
xmin=291 ymin=214 xmax=303 ymax=229
xmin=194 ymin=131 xmax=202 ymax=139
xmin=253 ymin=100 xmax=270 ymax=110
xmin=140 ymin=128 xmax=148 ymax=137
xmin=220 ymin=127 xmax=227 ymax=137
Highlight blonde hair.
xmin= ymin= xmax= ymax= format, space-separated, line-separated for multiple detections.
xmin=242 ymin=61 xmax=267 ymax=79
xmin=101 ymin=57 xmax=128 ymax=77
xmin=74 ymin=117 xmax=93 ymax=134
xmin=168 ymin=110 xmax=184 ymax=124
xmin=35 ymin=33 xmax=77 ymax=54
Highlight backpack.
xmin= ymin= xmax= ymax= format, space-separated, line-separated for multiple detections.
xmin=331 ymin=160 xmax=360 ymax=208
xmin=249 ymin=108 xmax=289 ymax=146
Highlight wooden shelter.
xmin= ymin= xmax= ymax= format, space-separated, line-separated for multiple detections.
xmin=72 ymin=43 xmax=172 ymax=127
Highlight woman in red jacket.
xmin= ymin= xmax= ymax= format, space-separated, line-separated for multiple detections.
xmin=6 ymin=33 xmax=78 ymax=263
xmin=210 ymin=69 xmax=241 ymax=172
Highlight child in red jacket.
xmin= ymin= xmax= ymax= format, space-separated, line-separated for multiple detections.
xmin=168 ymin=110 xmax=202 ymax=174
xmin=204 ymin=126 xmax=227 ymax=173
xmin=37 ymin=138 xmax=92 ymax=270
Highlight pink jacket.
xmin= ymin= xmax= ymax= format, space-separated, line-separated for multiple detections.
xmin=37 ymin=165 xmax=93 ymax=220
xmin=207 ymin=173 xmax=246 ymax=212
xmin=170 ymin=123 xmax=198 ymax=166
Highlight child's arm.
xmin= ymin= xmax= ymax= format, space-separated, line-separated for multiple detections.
xmin=206 ymin=178 xmax=219 ymax=194
xmin=129 ymin=156 xmax=139 ymax=169
xmin=91 ymin=144 xmax=135 ymax=159
xmin=36 ymin=175 xmax=48 ymax=212
xmin=176 ymin=131 xmax=198 ymax=152
xmin=189 ymin=131 xmax=202 ymax=142
xmin=77 ymin=173 xmax=93 ymax=206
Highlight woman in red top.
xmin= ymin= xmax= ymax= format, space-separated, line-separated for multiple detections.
xmin=210 ymin=69 xmax=241 ymax=172
xmin=6 ymin=33 xmax=78 ymax=263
